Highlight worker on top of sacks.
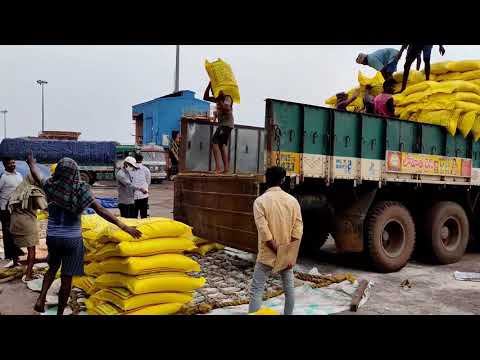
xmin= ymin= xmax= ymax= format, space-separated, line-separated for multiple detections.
xmin=374 ymin=78 xmax=396 ymax=118
xmin=356 ymin=48 xmax=400 ymax=81
xmin=397 ymin=44 xmax=446 ymax=92
xmin=336 ymin=89 xmax=360 ymax=111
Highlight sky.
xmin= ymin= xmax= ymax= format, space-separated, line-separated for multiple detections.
xmin=1 ymin=45 xmax=480 ymax=144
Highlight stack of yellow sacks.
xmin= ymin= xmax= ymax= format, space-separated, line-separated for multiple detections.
xmin=73 ymin=215 xmax=206 ymax=315
xmin=325 ymin=60 xmax=480 ymax=140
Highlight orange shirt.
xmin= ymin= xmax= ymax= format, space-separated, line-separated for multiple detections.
xmin=253 ymin=187 xmax=303 ymax=267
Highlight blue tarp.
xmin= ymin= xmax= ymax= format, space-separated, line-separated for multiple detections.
xmin=84 ymin=197 xmax=118 ymax=214
xmin=0 ymin=138 xmax=117 ymax=164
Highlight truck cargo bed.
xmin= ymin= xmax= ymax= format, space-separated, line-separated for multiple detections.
xmin=174 ymin=173 xmax=263 ymax=252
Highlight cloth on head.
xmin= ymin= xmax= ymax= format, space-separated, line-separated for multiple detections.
xmin=43 ymin=158 xmax=94 ymax=214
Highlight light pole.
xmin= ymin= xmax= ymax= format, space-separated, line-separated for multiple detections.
xmin=174 ymin=45 xmax=180 ymax=92
xmin=36 ymin=80 xmax=48 ymax=133
xmin=0 ymin=110 xmax=7 ymax=138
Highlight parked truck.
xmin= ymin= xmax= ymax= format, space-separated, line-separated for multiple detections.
xmin=0 ymin=139 xmax=167 ymax=185
xmin=174 ymin=99 xmax=480 ymax=273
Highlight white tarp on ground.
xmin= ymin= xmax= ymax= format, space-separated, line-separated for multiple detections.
xmin=454 ymin=271 xmax=480 ymax=282
xmin=207 ymin=280 xmax=373 ymax=315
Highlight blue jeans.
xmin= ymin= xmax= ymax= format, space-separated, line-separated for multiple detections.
xmin=248 ymin=262 xmax=295 ymax=315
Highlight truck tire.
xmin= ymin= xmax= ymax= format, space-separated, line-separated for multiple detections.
xmin=297 ymin=194 xmax=333 ymax=255
xmin=80 ymin=172 xmax=90 ymax=184
xmin=366 ymin=201 xmax=415 ymax=273
xmin=424 ymin=201 xmax=469 ymax=264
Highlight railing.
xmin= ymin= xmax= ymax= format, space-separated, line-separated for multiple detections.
xmin=179 ymin=117 xmax=265 ymax=174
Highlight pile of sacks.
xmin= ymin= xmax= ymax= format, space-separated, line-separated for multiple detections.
xmin=73 ymin=215 xmax=206 ymax=315
xmin=325 ymin=60 xmax=480 ymax=140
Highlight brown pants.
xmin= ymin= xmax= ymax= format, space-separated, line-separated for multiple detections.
xmin=0 ymin=210 xmax=24 ymax=260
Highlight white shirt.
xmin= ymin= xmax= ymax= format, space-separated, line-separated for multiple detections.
xmin=132 ymin=164 xmax=151 ymax=200
xmin=0 ymin=171 xmax=23 ymax=210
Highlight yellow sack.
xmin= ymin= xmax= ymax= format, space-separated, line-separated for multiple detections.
xmin=447 ymin=60 xmax=480 ymax=73
xmin=37 ymin=210 xmax=48 ymax=221
xmin=393 ymin=90 xmax=431 ymax=107
xmin=402 ymin=81 xmax=436 ymax=96
xmin=431 ymin=62 xmax=451 ymax=75
xmin=458 ymin=111 xmax=477 ymax=138
xmin=189 ymin=243 xmax=224 ymax=256
xmin=393 ymin=70 xmax=426 ymax=85
xmin=358 ymin=71 xmax=384 ymax=87
xmin=205 ymin=59 xmax=240 ymax=104
xmin=430 ymin=81 xmax=480 ymax=96
xmin=416 ymin=110 xmax=458 ymax=136
xmin=82 ymin=214 xmax=110 ymax=242
xmin=91 ymin=287 xmax=193 ymax=311
xmin=436 ymin=70 xmax=480 ymax=82
xmin=429 ymin=92 xmax=480 ymax=105
xmin=98 ymin=254 xmax=201 ymax=275
xmin=471 ymin=79 xmax=480 ymax=88
xmin=84 ymin=262 xmax=103 ymax=277
xmin=104 ymin=217 xmax=192 ymax=243
xmin=94 ymin=237 xmax=197 ymax=261
xmin=72 ymin=276 xmax=96 ymax=293
xmin=95 ymin=272 xmax=206 ymax=294
xmin=249 ymin=307 xmax=280 ymax=315
xmin=325 ymin=95 xmax=336 ymax=106
xmin=191 ymin=235 xmax=210 ymax=246
xmin=472 ymin=115 xmax=480 ymax=141
xmin=455 ymin=101 xmax=480 ymax=112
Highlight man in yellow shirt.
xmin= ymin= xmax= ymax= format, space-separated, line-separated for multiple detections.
xmin=249 ymin=166 xmax=303 ymax=315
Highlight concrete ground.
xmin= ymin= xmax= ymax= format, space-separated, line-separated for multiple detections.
xmin=1 ymin=180 xmax=480 ymax=315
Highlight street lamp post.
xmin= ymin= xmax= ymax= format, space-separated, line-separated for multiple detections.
xmin=0 ymin=110 xmax=7 ymax=139
xmin=36 ymin=80 xmax=48 ymax=133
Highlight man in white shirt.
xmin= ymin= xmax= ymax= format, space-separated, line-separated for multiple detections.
xmin=133 ymin=153 xmax=151 ymax=219
xmin=0 ymin=157 xmax=24 ymax=267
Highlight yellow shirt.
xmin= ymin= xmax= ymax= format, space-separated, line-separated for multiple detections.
xmin=253 ymin=186 xmax=303 ymax=267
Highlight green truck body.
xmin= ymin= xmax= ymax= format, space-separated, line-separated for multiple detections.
xmin=174 ymin=99 xmax=480 ymax=272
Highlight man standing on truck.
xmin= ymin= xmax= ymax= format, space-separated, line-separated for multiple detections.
xmin=204 ymin=81 xmax=234 ymax=174
xmin=116 ymin=156 xmax=146 ymax=218
xmin=356 ymin=48 xmax=400 ymax=80
xmin=397 ymin=44 xmax=446 ymax=92
xmin=249 ymin=166 xmax=303 ymax=315
xmin=0 ymin=157 xmax=24 ymax=267
xmin=133 ymin=153 xmax=151 ymax=219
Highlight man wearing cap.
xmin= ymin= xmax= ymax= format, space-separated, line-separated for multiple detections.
xmin=116 ymin=156 xmax=147 ymax=218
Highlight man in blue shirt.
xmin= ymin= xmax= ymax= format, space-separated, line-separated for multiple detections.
xmin=356 ymin=48 xmax=400 ymax=80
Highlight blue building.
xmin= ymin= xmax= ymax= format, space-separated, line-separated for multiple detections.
xmin=132 ymin=90 xmax=210 ymax=146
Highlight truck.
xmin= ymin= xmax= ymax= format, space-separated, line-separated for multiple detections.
xmin=174 ymin=99 xmax=480 ymax=273
xmin=0 ymin=139 xmax=167 ymax=185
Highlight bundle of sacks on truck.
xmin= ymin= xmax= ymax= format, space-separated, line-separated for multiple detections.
xmin=72 ymin=215 xmax=213 ymax=315
xmin=326 ymin=60 xmax=480 ymax=140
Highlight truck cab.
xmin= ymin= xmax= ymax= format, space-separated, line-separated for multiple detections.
xmin=139 ymin=144 xmax=168 ymax=183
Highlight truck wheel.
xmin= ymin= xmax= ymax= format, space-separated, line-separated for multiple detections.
xmin=366 ymin=201 xmax=415 ymax=273
xmin=424 ymin=202 xmax=468 ymax=264
xmin=80 ymin=172 xmax=90 ymax=184
xmin=297 ymin=194 xmax=333 ymax=255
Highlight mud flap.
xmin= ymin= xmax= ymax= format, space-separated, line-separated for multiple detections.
xmin=333 ymin=189 xmax=377 ymax=253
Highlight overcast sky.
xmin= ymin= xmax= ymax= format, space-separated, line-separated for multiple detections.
xmin=1 ymin=45 xmax=479 ymax=144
